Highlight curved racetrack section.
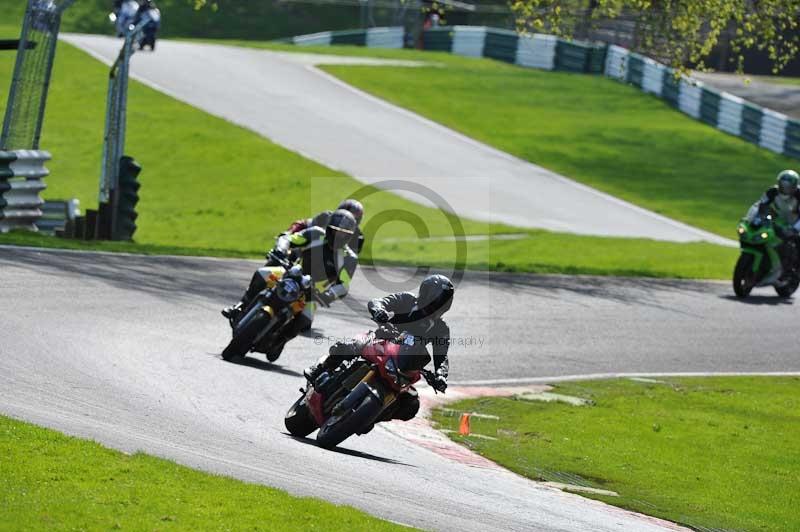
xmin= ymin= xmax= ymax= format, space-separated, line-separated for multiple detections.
xmin=2 ymin=247 xmax=798 ymax=530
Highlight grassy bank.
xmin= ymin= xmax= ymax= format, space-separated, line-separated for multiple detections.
xmin=0 ymin=415 xmax=409 ymax=531
xmin=433 ymin=377 xmax=800 ymax=531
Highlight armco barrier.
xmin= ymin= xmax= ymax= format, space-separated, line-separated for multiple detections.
xmin=365 ymin=27 xmax=404 ymax=49
xmin=604 ymin=44 xmax=628 ymax=81
xmin=0 ymin=150 xmax=49 ymax=232
xmin=293 ymin=31 xmax=332 ymax=46
xmin=717 ymin=93 xmax=744 ymax=136
xmin=284 ymin=25 xmax=800 ymax=160
xmin=451 ymin=26 xmax=485 ymax=58
xmin=760 ymin=110 xmax=788 ymax=154
xmin=515 ymin=33 xmax=556 ymax=70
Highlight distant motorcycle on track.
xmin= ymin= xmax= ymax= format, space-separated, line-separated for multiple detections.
xmin=284 ymin=326 xmax=444 ymax=449
xmin=222 ymin=253 xmax=325 ymax=363
xmin=733 ymin=214 xmax=799 ymax=298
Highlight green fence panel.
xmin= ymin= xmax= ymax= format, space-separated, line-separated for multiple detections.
xmin=626 ymin=55 xmax=644 ymax=87
xmin=587 ymin=46 xmax=607 ymax=74
xmin=661 ymin=71 xmax=680 ymax=107
xmin=699 ymin=88 xmax=721 ymax=127
xmin=784 ymin=119 xmax=800 ymax=159
xmin=330 ymin=30 xmax=367 ymax=46
xmin=423 ymin=28 xmax=453 ymax=52
xmin=483 ymin=30 xmax=519 ymax=64
xmin=555 ymin=40 xmax=590 ymax=72
xmin=740 ymin=104 xmax=764 ymax=145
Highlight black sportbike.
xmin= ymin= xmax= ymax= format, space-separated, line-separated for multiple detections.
xmin=222 ymin=254 xmax=326 ymax=362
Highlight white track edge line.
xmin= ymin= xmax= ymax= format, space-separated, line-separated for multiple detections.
xmin=452 ymin=371 xmax=800 ymax=386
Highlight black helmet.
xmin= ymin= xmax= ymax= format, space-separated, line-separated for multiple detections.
xmin=418 ymin=274 xmax=454 ymax=318
xmin=338 ymin=199 xmax=364 ymax=224
xmin=326 ymin=209 xmax=357 ymax=249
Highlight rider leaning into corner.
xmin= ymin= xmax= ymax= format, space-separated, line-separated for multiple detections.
xmin=304 ymin=274 xmax=454 ymax=425
xmin=222 ymin=209 xmax=360 ymax=357
xmin=286 ymin=199 xmax=365 ymax=254
xmin=748 ymin=170 xmax=800 ymax=279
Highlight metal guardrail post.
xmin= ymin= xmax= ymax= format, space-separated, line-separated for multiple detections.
xmin=98 ymin=19 xmax=147 ymax=240
xmin=0 ymin=149 xmax=50 ymax=233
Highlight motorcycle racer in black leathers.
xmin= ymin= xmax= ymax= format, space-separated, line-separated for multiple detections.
xmin=305 ymin=274 xmax=454 ymax=423
xmin=222 ymin=210 xmax=360 ymax=359
xmin=286 ymin=199 xmax=365 ymax=254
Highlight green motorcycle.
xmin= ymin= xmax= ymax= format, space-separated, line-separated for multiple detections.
xmin=733 ymin=215 xmax=799 ymax=298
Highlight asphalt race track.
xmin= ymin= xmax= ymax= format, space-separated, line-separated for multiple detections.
xmin=60 ymin=34 xmax=732 ymax=246
xmin=2 ymin=247 xmax=799 ymax=530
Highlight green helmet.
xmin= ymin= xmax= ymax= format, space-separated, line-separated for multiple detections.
xmin=777 ymin=170 xmax=799 ymax=196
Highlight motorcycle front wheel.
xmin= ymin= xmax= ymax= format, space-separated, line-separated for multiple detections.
xmin=222 ymin=311 xmax=271 ymax=362
xmin=733 ymin=254 xmax=755 ymax=298
xmin=285 ymin=395 xmax=318 ymax=437
xmin=316 ymin=393 xmax=383 ymax=449
xmin=775 ymin=278 xmax=799 ymax=298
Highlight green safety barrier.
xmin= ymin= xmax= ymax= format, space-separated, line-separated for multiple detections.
xmin=784 ymin=120 xmax=800 ymax=159
xmin=555 ymin=40 xmax=604 ymax=73
xmin=662 ymin=73 xmax=680 ymax=107
xmin=740 ymin=104 xmax=764 ymax=145
xmin=626 ymin=55 xmax=645 ymax=88
xmin=699 ymin=88 xmax=721 ymax=127
xmin=330 ymin=29 xmax=367 ymax=46
xmin=423 ymin=28 xmax=453 ymax=52
xmin=483 ymin=30 xmax=518 ymax=64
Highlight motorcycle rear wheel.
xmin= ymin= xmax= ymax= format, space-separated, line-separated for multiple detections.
xmin=222 ymin=312 xmax=270 ymax=362
xmin=733 ymin=254 xmax=755 ymax=298
xmin=285 ymin=395 xmax=318 ymax=437
xmin=316 ymin=394 xmax=383 ymax=449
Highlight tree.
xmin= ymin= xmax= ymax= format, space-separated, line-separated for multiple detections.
xmin=508 ymin=0 xmax=800 ymax=73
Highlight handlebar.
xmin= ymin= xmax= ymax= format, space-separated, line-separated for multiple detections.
xmin=311 ymin=289 xmax=330 ymax=308
xmin=267 ymin=250 xmax=293 ymax=270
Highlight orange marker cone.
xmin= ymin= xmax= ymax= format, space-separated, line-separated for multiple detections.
xmin=458 ymin=413 xmax=471 ymax=436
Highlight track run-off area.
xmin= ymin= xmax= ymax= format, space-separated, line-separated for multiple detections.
xmin=2 ymin=247 xmax=799 ymax=530
xmin=60 ymin=34 xmax=733 ymax=246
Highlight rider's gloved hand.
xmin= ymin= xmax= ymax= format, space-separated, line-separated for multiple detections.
xmin=371 ymin=307 xmax=391 ymax=324
xmin=375 ymin=323 xmax=399 ymax=340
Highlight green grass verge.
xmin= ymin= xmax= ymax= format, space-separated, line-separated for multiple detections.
xmin=432 ymin=377 xmax=800 ymax=531
xmin=756 ymin=75 xmax=800 ymax=86
xmin=0 ymin=414 xmax=410 ymax=531
xmin=0 ymin=25 xmax=737 ymax=279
